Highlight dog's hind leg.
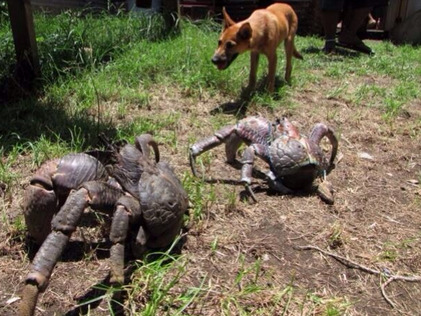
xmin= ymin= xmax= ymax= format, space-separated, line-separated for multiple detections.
xmin=266 ymin=52 xmax=277 ymax=92
xmin=284 ymin=38 xmax=294 ymax=84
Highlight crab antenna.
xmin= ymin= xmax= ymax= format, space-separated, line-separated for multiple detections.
xmin=98 ymin=133 xmax=113 ymax=149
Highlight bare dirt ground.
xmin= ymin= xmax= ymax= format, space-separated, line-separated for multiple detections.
xmin=1 ymin=53 xmax=421 ymax=315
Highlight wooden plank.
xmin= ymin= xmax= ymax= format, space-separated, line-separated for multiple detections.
xmin=7 ymin=0 xmax=40 ymax=78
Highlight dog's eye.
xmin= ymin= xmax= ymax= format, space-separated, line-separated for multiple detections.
xmin=226 ymin=41 xmax=234 ymax=49
xmin=218 ymin=40 xmax=222 ymax=46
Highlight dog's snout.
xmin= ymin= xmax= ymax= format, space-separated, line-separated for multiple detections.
xmin=211 ymin=55 xmax=221 ymax=65
xmin=211 ymin=53 xmax=229 ymax=70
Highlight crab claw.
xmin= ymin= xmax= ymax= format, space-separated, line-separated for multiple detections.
xmin=317 ymin=180 xmax=334 ymax=205
xmin=309 ymin=123 xmax=338 ymax=172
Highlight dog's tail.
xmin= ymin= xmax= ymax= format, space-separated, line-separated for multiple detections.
xmin=293 ymin=47 xmax=303 ymax=60
xmin=284 ymin=4 xmax=303 ymax=60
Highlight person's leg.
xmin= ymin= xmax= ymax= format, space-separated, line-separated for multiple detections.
xmin=337 ymin=0 xmax=374 ymax=54
xmin=319 ymin=0 xmax=344 ymax=53
xmin=320 ymin=10 xmax=340 ymax=53
xmin=340 ymin=6 xmax=372 ymax=40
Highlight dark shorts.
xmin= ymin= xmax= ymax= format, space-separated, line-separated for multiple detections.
xmin=319 ymin=0 xmax=388 ymax=11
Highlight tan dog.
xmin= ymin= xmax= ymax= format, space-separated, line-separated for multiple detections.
xmin=211 ymin=3 xmax=303 ymax=93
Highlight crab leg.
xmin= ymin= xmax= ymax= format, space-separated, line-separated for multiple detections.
xmin=240 ymin=144 xmax=268 ymax=202
xmin=109 ymin=195 xmax=142 ymax=284
xmin=19 ymin=182 xmax=123 ymax=316
xmin=240 ymin=146 xmax=257 ymax=202
xmin=19 ymin=188 xmax=88 ymax=316
xmin=189 ymin=125 xmax=236 ymax=177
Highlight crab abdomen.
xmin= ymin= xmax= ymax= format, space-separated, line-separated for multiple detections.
xmin=268 ymin=137 xmax=320 ymax=190
xmin=52 ymin=153 xmax=109 ymax=199
xmin=139 ymin=162 xmax=188 ymax=248
xmin=23 ymin=153 xmax=109 ymax=245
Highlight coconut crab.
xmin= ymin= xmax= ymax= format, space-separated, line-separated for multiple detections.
xmin=189 ymin=116 xmax=338 ymax=203
xmin=19 ymin=134 xmax=189 ymax=316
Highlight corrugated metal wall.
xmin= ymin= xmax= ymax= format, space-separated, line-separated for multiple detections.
xmin=31 ymin=0 xmax=322 ymax=35
xmin=213 ymin=0 xmax=320 ymax=35
xmin=31 ymin=0 xmax=109 ymax=11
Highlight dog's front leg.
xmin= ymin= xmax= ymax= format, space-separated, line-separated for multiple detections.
xmin=266 ymin=52 xmax=277 ymax=93
xmin=248 ymin=52 xmax=259 ymax=90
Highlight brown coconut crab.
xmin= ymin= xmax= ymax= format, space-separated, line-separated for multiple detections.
xmin=189 ymin=116 xmax=338 ymax=203
xmin=19 ymin=134 xmax=188 ymax=316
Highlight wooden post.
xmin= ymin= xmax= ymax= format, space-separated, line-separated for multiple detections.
xmin=7 ymin=0 xmax=40 ymax=80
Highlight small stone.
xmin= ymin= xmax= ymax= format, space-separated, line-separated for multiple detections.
xmin=357 ymin=152 xmax=374 ymax=161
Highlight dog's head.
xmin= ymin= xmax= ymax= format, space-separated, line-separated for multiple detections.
xmin=211 ymin=7 xmax=252 ymax=70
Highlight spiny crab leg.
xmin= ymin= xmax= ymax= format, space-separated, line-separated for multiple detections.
xmin=19 ymin=188 xmax=89 ymax=316
xmin=189 ymin=150 xmax=199 ymax=178
xmin=190 ymin=129 xmax=267 ymax=202
xmin=19 ymin=183 xmax=124 ymax=316
xmin=109 ymin=195 xmax=142 ymax=284
xmin=240 ymin=145 xmax=263 ymax=203
xmin=189 ymin=135 xmax=226 ymax=179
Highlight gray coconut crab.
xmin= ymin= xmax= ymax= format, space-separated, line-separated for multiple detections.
xmin=189 ymin=116 xmax=338 ymax=203
xmin=19 ymin=134 xmax=188 ymax=316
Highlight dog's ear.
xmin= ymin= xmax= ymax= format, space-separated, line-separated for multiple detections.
xmin=222 ymin=7 xmax=235 ymax=29
xmin=237 ymin=22 xmax=252 ymax=41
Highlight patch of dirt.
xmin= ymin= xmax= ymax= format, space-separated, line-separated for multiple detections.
xmin=1 ymin=64 xmax=420 ymax=315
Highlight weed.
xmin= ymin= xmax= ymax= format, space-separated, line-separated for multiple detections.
xmin=0 ymin=146 xmax=20 ymax=189
xmin=182 ymin=172 xmax=215 ymax=220
xmin=126 ymin=239 xmax=189 ymax=315
xmin=305 ymin=293 xmax=351 ymax=316
xmin=328 ymin=223 xmax=344 ymax=249
xmin=210 ymin=236 xmax=218 ymax=254
xmin=224 ymin=186 xmax=238 ymax=213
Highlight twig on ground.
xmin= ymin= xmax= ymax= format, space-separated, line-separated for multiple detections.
xmin=295 ymin=244 xmax=421 ymax=311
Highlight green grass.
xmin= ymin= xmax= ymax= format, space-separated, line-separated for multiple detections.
xmin=0 ymin=7 xmax=420 ymax=315
xmin=1 ymin=14 xmax=419 ymax=153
